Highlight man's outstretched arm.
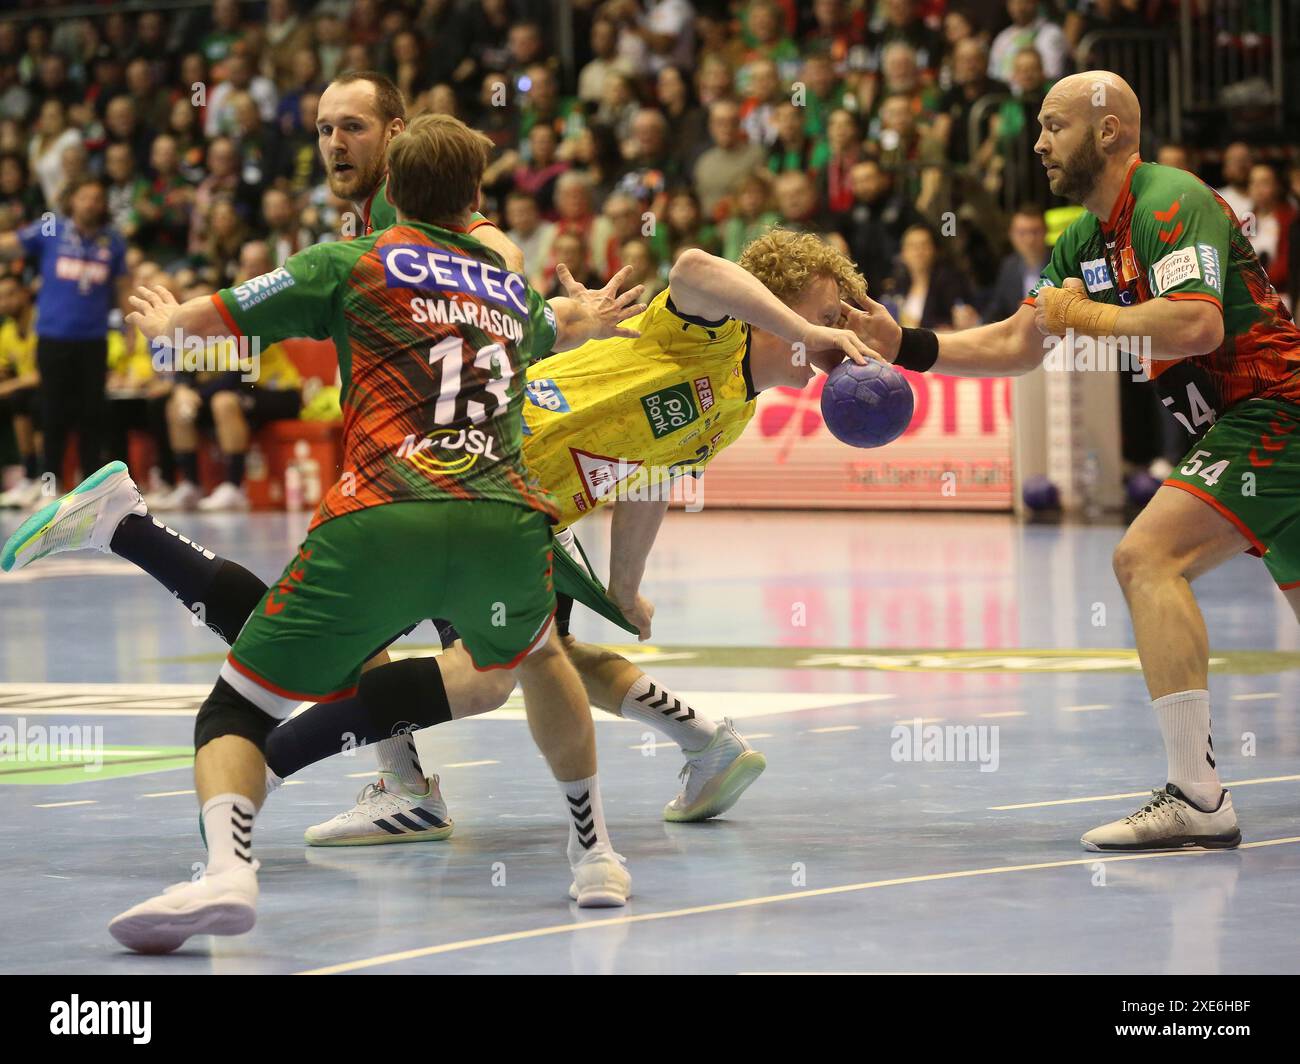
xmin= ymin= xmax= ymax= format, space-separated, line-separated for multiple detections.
xmin=844 ymin=296 xmax=1046 ymax=377
xmin=669 ymin=248 xmax=877 ymax=364
xmin=127 ymin=284 xmax=230 ymax=344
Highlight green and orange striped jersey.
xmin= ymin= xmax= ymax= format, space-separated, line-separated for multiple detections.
xmin=212 ymin=222 xmax=559 ymax=529
xmin=1028 ymin=159 xmax=1300 ymax=436
xmin=362 ymin=176 xmax=494 ymax=237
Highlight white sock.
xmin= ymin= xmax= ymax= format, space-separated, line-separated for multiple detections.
xmin=620 ymin=675 xmax=717 ymax=752
xmin=375 ymin=732 xmax=428 ymax=793
xmin=1153 ymin=689 xmax=1222 ymax=809
xmin=201 ymin=793 xmax=256 ymax=875
xmin=558 ymin=774 xmax=611 ymax=865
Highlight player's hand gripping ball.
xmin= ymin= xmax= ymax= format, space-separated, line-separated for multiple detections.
xmin=819 ymin=360 xmax=914 ymax=448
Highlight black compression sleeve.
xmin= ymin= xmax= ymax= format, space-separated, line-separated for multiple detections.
xmin=894 ymin=328 xmax=939 ymax=373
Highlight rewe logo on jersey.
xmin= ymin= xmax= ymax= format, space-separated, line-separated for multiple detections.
xmin=570 ymin=447 xmax=642 ymax=504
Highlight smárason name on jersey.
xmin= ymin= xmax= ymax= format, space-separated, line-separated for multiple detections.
xmin=410 ymin=296 xmax=524 ymax=343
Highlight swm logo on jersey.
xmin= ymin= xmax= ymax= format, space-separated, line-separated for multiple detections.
xmin=1197 ymin=243 xmax=1222 ymax=294
xmin=1081 ymin=257 xmax=1114 ymax=293
xmin=232 ymin=267 xmax=295 ymax=310
xmin=641 ymin=382 xmax=699 ymax=439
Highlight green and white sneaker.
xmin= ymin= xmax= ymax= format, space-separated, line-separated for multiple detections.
xmin=1 ymin=461 xmax=145 ymax=573
xmin=663 ymin=718 xmax=767 ymax=823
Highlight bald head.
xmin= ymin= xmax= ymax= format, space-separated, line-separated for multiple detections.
xmin=1035 ymin=70 xmax=1142 ymax=210
xmin=1042 ymin=71 xmax=1141 ymax=153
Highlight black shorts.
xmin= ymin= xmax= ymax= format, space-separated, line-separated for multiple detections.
xmin=0 ymin=385 xmax=37 ymax=420
xmin=198 ymin=387 xmax=301 ymax=430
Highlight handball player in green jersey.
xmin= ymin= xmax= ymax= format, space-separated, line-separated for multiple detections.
xmin=842 ymin=70 xmax=1300 ymax=852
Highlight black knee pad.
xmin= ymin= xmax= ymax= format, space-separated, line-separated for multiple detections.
xmin=205 ymin=560 xmax=273 ymax=645
xmin=194 ymin=677 xmax=278 ymax=753
xmin=555 ymin=593 xmax=574 ymax=638
xmin=357 ymin=657 xmax=451 ymax=730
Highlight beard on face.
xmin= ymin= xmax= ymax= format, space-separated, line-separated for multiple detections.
xmin=1050 ymin=130 xmax=1106 ymax=204
xmin=325 ymin=143 xmax=388 ymax=204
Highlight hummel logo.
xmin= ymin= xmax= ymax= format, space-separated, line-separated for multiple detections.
xmin=634 ymin=683 xmax=695 ymax=723
xmin=568 ymin=790 xmax=597 ymax=848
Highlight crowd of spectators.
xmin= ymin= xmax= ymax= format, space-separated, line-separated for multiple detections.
xmin=0 ymin=0 xmax=1297 ymax=508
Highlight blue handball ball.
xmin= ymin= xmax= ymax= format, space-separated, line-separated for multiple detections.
xmin=819 ymin=360 xmax=915 ymax=448
xmin=1022 ymin=474 xmax=1060 ymax=512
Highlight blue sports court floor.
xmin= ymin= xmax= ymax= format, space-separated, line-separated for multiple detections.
xmin=1 ymin=509 xmax=1298 ymax=974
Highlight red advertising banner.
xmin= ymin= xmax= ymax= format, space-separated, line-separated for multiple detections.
xmin=698 ymin=370 xmax=1015 ymax=510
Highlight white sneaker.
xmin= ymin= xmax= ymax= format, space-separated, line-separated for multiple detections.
xmin=304 ymin=774 xmax=454 ymax=846
xmin=568 ymin=848 xmax=631 ymax=908
xmin=108 ymin=862 xmax=259 ymax=954
xmin=150 ymin=480 xmax=201 ymax=512
xmin=198 ymin=481 xmax=249 ymax=512
xmin=663 ymin=718 xmax=767 ymax=823
xmin=1081 ymin=784 xmax=1241 ymax=852
xmin=0 ymin=476 xmax=43 ymax=509
xmin=1 ymin=460 xmax=145 ymax=573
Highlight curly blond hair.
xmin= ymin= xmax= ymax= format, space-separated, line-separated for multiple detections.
xmin=737 ymin=228 xmax=868 ymax=307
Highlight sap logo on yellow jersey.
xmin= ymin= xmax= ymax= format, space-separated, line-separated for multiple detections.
xmin=526 ymin=378 xmax=570 ymax=412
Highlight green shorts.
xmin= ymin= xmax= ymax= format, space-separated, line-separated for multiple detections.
xmin=1164 ymin=398 xmax=1300 ymax=588
xmin=222 ymin=500 xmax=556 ymax=713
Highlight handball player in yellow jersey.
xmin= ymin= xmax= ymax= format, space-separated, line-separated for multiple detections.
xmin=7 ymin=228 xmax=876 ymax=845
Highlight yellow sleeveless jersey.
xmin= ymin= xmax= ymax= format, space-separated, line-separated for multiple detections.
xmin=521 ymin=287 xmax=757 ymax=528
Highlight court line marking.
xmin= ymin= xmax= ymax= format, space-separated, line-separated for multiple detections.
xmin=443 ymin=760 xmax=500 ymax=769
xmin=1060 ymin=704 xmax=1111 ymax=713
xmin=298 ymin=835 xmax=1300 ymax=975
xmin=1231 ymin=692 xmax=1278 ymax=701
xmin=891 ymin=717 xmax=944 ymax=726
xmin=979 ymin=711 xmax=1025 ymax=719
xmin=989 ymin=774 xmax=1300 ymax=810
xmin=34 ymin=800 xmax=97 ymax=809
xmin=810 ymin=725 xmax=859 ymax=734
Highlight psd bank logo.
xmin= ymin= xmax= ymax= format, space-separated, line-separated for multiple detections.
xmin=1080 ymin=257 xmax=1114 ymax=293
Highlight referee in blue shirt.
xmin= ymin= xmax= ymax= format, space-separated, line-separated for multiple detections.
xmin=0 ymin=177 xmax=129 ymax=494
